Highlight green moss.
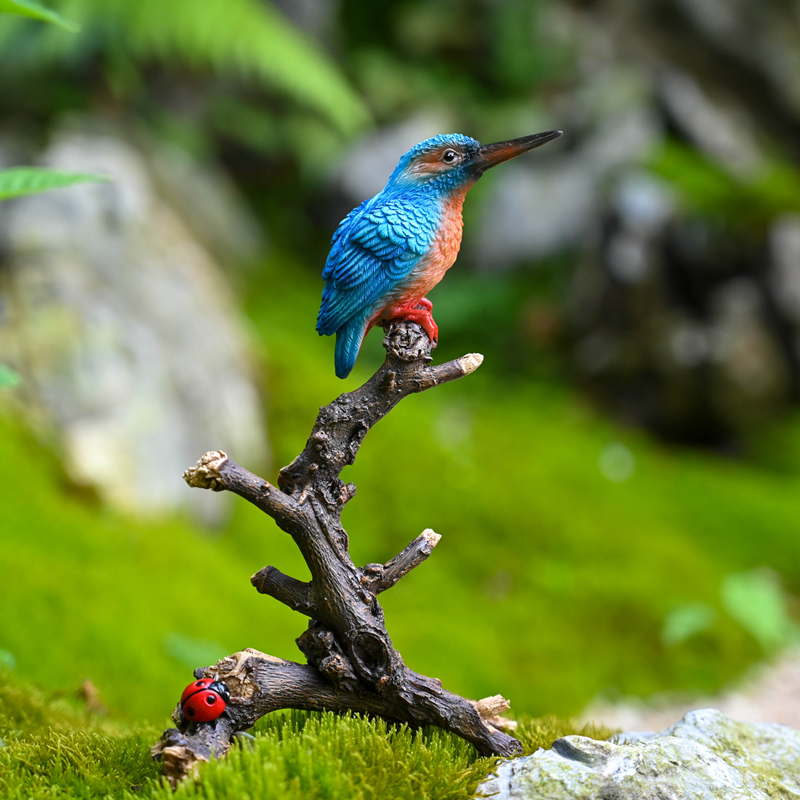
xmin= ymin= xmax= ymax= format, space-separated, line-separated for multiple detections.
xmin=174 ymin=712 xmax=486 ymax=800
xmin=0 ymin=672 xmax=159 ymax=798
xmin=0 ymin=728 xmax=160 ymax=799
xmin=514 ymin=716 xmax=615 ymax=754
xmin=2 ymin=247 xmax=800 ymax=727
xmin=167 ymin=712 xmax=614 ymax=800
xmin=0 ymin=672 xmax=613 ymax=800
xmin=0 ymin=670 xmax=111 ymax=736
xmin=245 ymin=250 xmax=800 ymax=713
xmin=0 ymin=416 xmax=306 ymax=723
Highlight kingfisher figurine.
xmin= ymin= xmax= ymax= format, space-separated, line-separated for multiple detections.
xmin=317 ymin=130 xmax=562 ymax=378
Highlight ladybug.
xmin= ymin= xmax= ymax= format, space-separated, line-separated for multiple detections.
xmin=180 ymin=678 xmax=230 ymax=723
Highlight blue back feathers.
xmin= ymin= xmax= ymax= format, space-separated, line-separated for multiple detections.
xmin=318 ymin=134 xmax=481 ymax=378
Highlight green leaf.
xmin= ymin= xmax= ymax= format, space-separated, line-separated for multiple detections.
xmin=0 ymin=167 xmax=109 ymax=200
xmin=0 ymin=0 xmax=78 ymax=32
xmin=662 ymin=603 xmax=716 ymax=646
xmin=721 ymin=569 xmax=796 ymax=651
xmin=0 ymin=365 xmax=21 ymax=388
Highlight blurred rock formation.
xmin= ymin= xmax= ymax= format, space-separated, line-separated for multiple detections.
xmin=0 ymin=122 xmax=268 ymax=522
xmin=564 ymin=0 xmax=800 ymax=443
xmin=472 ymin=0 xmax=800 ymax=445
xmin=584 ymin=647 xmax=800 ymax=733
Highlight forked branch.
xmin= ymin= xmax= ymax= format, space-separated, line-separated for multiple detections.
xmin=153 ymin=321 xmax=521 ymax=788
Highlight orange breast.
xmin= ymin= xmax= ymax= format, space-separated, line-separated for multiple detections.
xmin=392 ymin=185 xmax=472 ymax=306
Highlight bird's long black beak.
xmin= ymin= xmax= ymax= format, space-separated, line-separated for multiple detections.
xmin=469 ymin=130 xmax=562 ymax=175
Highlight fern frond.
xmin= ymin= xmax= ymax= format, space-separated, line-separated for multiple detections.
xmin=0 ymin=167 xmax=108 ymax=200
xmin=0 ymin=0 xmax=77 ymax=31
xmin=3 ymin=0 xmax=370 ymax=135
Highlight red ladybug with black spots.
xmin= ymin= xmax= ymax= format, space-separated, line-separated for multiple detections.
xmin=180 ymin=678 xmax=230 ymax=723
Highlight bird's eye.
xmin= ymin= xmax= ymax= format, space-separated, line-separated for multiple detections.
xmin=442 ymin=149 xmax=459 ymax=164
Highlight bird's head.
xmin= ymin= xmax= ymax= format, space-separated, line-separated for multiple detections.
xmin=386 ymin=130 xmax=562 ymax=193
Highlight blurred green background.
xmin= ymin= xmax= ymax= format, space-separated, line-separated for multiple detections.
xmin=1 ymin=0 xmax=800 ymax=728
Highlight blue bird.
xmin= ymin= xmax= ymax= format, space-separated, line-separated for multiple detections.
xmin=317 ymin=130 xmax=562 ymax=378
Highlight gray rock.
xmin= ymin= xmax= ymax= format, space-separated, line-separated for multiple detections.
xmin=770 ymin=214 xmax=800 ymax=325
xmin=0 ymin=123 xmax=269 ymax=523
xmin=658 ymin=69 xmax=762 ymax=176
xmin=474 ymin=106 xmax=662 ymax=269
xmin=707 ymin=279 xmax=791 ymax=428
xmin=475 ymin=709 xmax=800 ymax=799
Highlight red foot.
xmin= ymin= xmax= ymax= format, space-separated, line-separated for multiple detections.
xmin=382 ymin=298 xmax=438 ymax=342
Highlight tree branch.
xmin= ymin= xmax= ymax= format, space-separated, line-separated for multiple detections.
xmin=277 ymin=322 xmax=483 ymax=504
xmin=250 ymin=566 xmax=319 ymax=618
xmin=153 ymin=649 xmax=519 ymax=789
xmin=184 ymin=452 xmax=302 ymax=531
xmin=155 ymin=320 xmax=522 ymax=787
xmin=360 ymin=529 xmax=442 ymax=595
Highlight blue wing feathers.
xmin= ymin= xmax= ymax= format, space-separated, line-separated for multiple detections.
xmin=316 ymin=193 xmax=441 ymax=338
xmin=321 ymin=199 xmax=369 ymax=282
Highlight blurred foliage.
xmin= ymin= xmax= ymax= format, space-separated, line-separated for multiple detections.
xmin=661 ymin=573 xmax=800 ymax=651
xmin=0 ymin=2 xmax=107 ymax=213
xmin=0 ymin=0 xmax=573 ymax=264
xmin=651 ymin=141 xmax=800 ymax=231
xmin=0 ymin=0 xmax=368 ymax=139
xmin=3 ymin=251 xmax=800 ymax=725
xmin=0 ymin=651 xmax=16 ymax=670
xmin=0 ymin=0 xmax=78 ymax=31
xmin=0 ymin=365 xmax=21 ymax=388
xmin=721 ymin=570 xmax=800 ymax=653
xmin=340 ymin=0 xmax=571 ymax=113
xmin=662 ymin=603 xmax=717 ymax=647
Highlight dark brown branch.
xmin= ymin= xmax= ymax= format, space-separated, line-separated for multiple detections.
xmin=277 ymin=322 xmax=483 ymax=504
xmin=153 ymin=649 xmax=519 ymax=788
xmin=186 ymin=454 xmax=342 ymax=585
xmin=361 ymin=528 xmax=442 ymax=595
xmin=250 ymin=566 xmax=318 ymax=617
xmin=183 ymin=453 xmax=301 ymax=529
xmin=156 ymin=320 xmax=521 ymax=787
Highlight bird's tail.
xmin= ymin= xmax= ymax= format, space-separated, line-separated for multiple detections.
xmin=334 ymin=315 xmax=370 ymax=379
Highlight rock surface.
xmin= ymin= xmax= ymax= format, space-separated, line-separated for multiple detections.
xmin=0 ymin=122 xmax=269 ymax=522
xmin=475 ymin=709 xmax=800 ymax=799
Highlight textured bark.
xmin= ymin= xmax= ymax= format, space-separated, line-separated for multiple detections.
xmin=152 ymin=320 xmax=521 ymax=787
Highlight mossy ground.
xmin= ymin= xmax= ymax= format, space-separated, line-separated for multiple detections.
xmin=0 ymin=671 xmax=613 ymax=799
xmin=3 ymin=250 xmax=800 ymax=724
xmin=2 ymin=250 xmax=800 ymax=794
